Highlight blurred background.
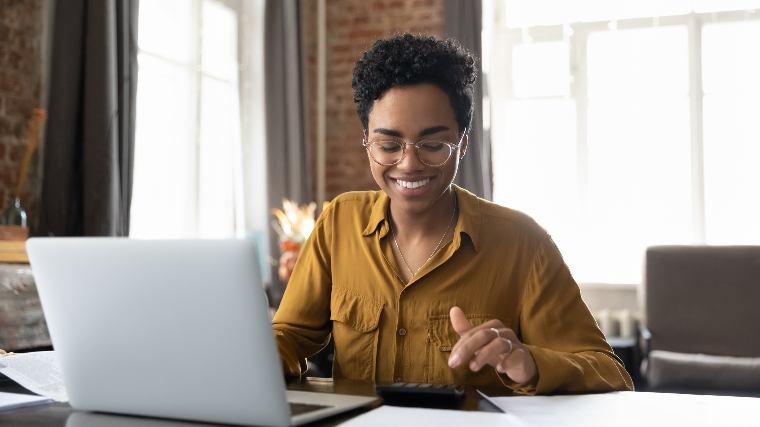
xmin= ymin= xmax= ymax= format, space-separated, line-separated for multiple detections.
xmin=1 ymin=0 xmax=759 ymax=391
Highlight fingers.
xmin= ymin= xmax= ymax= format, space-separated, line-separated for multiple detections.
xmin=446 ymin=308 xmax=538 ymax=385
xmin=468 ymin=334 xmax=514 ymax=372
xmin=451 ymin=319 xmax=506 ymax=360
xmin=448 ymin=322 xmax=511 ymax=368
xmin=496 ymin=346 xmax=538 ymax=385
xmin=448 ymin=306 xmax=473 ymax=335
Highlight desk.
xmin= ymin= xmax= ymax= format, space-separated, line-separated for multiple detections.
xmin=3 ymin=378 xmax=759 ymax=426
xmin=0 ymin=377 xmax=501 ymax=426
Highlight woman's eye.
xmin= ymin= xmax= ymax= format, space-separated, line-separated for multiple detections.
xmin=420 ymin=141 xmax=445 ymax=152
xmin=377 ymin=142 xmax=402 ymax=152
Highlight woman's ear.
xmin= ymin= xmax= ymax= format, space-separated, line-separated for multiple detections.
xmin=459 ymin=134 xmax=469 ymax=159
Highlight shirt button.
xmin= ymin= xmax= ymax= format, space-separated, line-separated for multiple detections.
xmin=398 ymin=328 xmax=407 ymax=336
xmin=395 ymin=377 xmax=402 ymax=383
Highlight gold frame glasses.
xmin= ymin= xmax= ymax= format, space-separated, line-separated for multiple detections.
xmin=362 ymin=128 xmax=466 ymax=167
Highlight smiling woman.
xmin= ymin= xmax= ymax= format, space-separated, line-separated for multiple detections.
xmin=271 ymin=33 xmax=632 ymax=394
xmin=366 ymin=84 xmax=465 ymax=219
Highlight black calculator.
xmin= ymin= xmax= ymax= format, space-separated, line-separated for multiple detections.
xmin=375 ymin=382 xmax=465 ymax=407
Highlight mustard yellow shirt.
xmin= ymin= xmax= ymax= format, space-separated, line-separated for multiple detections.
xmin=272 ymin=186 xmax=633 ymax=394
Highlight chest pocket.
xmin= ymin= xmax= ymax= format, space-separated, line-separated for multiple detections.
xmin=427 ymin=313 xmax=505 ymax=385
xmin=330 ymin=286 xmax=383 ymax=381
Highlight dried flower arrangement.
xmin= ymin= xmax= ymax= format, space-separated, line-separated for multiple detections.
xmin=271 ymin=200 xmax=318 ymax=283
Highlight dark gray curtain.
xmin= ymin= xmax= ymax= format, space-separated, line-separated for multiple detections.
xmin=264 ymin=0 xmax=310 ymax=206
xmin=264 ymin=0 xmax=311 ymax=302
xmin=39 ymin=0 xmax=138 ymax=236
xmin=445 ymin=0 xmax=492 ymax=200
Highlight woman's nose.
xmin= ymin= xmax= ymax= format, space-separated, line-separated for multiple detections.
xmin=395 ymin=144 xmax=425 ymax=171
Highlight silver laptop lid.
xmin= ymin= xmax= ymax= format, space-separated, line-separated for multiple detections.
xmin=27 ymin=238 xmax=291 ymax=426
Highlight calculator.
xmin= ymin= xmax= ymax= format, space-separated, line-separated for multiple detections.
xmin=375 ymin=382 xmax=465 ymax=407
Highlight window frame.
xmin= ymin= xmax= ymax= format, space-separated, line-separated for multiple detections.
xmin=132 ymin=0 xmax=250 ymax=239
xmin=485 ymin=7 xmax=760 ymax=285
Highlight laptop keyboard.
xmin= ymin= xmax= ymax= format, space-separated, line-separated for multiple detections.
xmin=290 ymin=402 xmax=333 ymax=416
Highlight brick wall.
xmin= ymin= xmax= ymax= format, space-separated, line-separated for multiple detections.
xmin=0 ymin=0 xmax=43 ymax=226
xmin=302 ymin=0 xmax=444 ymax=200
xmin=300 ymin=0 xmax=319 ymax=202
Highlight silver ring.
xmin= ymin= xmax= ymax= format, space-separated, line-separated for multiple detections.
xmin=490 ymin=328 xmax=513 ymax=356
xmin=489 ymin=327 xmax=501 ymax=339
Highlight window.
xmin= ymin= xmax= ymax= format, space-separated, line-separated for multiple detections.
xmin=484 ymin=1 xmax=760 ymax=284
xmin=131 ymin=0 xmax=251 ymax=239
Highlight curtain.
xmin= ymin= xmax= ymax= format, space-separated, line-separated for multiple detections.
xmin=264 ymin=0 xmax=311 ymax=303
xmin=39 ymin=0 xmax=139 ymax=236
xmin=444 ymin=0 xmax=492 ymax=200
xmin=264 ymin=0 xmax=311 ymax=206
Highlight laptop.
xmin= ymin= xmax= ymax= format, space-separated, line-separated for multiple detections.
xmin=27 ymin=238 xmax=377 ymax=426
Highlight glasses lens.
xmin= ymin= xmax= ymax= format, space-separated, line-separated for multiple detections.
xmin=417 ymin=141 xmax=453 ymax=166
xmin=367 ymin=140 xmax=455 ymax=166
xmin=368 ymin=140 xmax=404 ymax=165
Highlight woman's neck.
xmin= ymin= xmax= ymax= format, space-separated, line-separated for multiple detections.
xmin=389 ymin=188 xmax=457 ymax=239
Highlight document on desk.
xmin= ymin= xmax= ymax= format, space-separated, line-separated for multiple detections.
xmin=337 ymin=405 xmax=526 ymax=427
xmin=0 ymin=351 xmax=68 ymax=402
xmin=0 ymin=391 xmax=53 ymax=411
xmin=486 ymin=391 xmax=760 ymax=427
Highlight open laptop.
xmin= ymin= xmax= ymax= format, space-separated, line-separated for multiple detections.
xmin=27 ymin=238 xmax=377 ymax=426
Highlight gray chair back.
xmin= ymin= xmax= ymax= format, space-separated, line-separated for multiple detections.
xmin=644 ymin=246 xmax=760 ymax=394
xmin=646 ymin=245 xmax=760 ymax=357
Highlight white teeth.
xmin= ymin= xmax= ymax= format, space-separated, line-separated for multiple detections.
xmin=396 ymin=178 xmax=430 ymax=189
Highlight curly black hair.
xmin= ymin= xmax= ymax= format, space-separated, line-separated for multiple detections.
xmin=352 ymin=33 xmax=477 ymax=136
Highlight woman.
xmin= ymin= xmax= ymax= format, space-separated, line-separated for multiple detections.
xmin=272 ymin=34 xmax=632 ymax=394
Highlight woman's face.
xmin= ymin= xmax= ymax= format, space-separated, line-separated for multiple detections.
xmin=366 ymin=83 xmax=467 ymax=216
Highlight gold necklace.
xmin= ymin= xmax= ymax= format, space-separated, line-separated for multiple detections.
xmin=391 ymin=195 xmax=458 ymax=278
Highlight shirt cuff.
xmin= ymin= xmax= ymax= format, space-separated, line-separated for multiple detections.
xmin=494 ymin=369 xmax=538 ymax=395
xmin=275 ymin=332 xmax=307 ymax=378
xmin=523 ymin=344 xmax=573 ymax=394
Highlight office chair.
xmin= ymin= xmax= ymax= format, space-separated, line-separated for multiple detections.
xmin=641 ymin=246 xmax=760 ymax=396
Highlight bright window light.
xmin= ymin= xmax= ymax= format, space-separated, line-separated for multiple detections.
xmin=486 ymin=3 xmax=760 ymax=285
xmin=131 ymin=0 xmax=244 ymax=239
xmin=702 ymin=21 xmax=760 ymax=244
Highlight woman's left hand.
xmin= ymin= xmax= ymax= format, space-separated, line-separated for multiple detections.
xmin=447 ymin=306 xmax=538 ymax=385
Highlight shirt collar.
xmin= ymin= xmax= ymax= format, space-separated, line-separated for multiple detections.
xmin=361 ymin=185 xmax=482 ymax=251
xmin=452 ymin=185 xmax=482 ymax=252
xmin=362 ymin=190 xmax=391 ymax=237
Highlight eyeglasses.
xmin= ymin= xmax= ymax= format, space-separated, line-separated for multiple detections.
xmin=362 ymin=129 xmax=466 ymax=167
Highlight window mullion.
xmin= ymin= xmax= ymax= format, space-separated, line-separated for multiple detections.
xmin=571 ymin=26 xmax=589 ymax=225
xmin=688 ymin=15 xmax=706 ymax=243
xmin=192 ymin=0 xmax=203 ymax=237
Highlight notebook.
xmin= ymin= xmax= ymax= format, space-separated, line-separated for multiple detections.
xmin=27 ymin=238 xmax=376 ymax=426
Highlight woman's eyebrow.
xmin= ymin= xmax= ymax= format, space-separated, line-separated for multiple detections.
xmin=372 ymin=128 xmax=402 ymax=137
xmin=418 ymin=126 xmax=450 ymax=137
xmin=371 ymin=126 xmax=450 ymax=138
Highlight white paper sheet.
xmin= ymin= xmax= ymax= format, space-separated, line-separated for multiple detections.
xmin=488 ymin=391 xmax=760 ymax=427
xmin=337 ymin=405 xmax=526 ymax=427
xmin=0 ymin=391 xmax=53 ymax=411
xmin=0 ymin=351 xmax=68 ymax=402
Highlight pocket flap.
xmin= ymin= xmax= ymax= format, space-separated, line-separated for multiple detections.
xmin=330 ymin=287 xmax=383 ymax=333
xmin=428 ymin=314 xmax=497 ymax=351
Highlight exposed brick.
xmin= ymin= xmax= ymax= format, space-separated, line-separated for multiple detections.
xmin=8 ymin=143 xmax=23 ymax=163
xmin=0 ymin=167 xmax=14 ymax=187
xmin=0 ymin=0 xmax=43 ymax=227
xmin=300 ymin=0 xmax=443 ymax=200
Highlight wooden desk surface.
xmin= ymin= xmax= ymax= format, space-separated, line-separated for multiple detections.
xmin=0 ymin=377 xmax=502 ymax=426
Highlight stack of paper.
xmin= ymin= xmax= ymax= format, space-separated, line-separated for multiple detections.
xmin=0 ymin=351 xmax=67 ymax=402
xmin=0 ymin=392 xmax=52 ymax=412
